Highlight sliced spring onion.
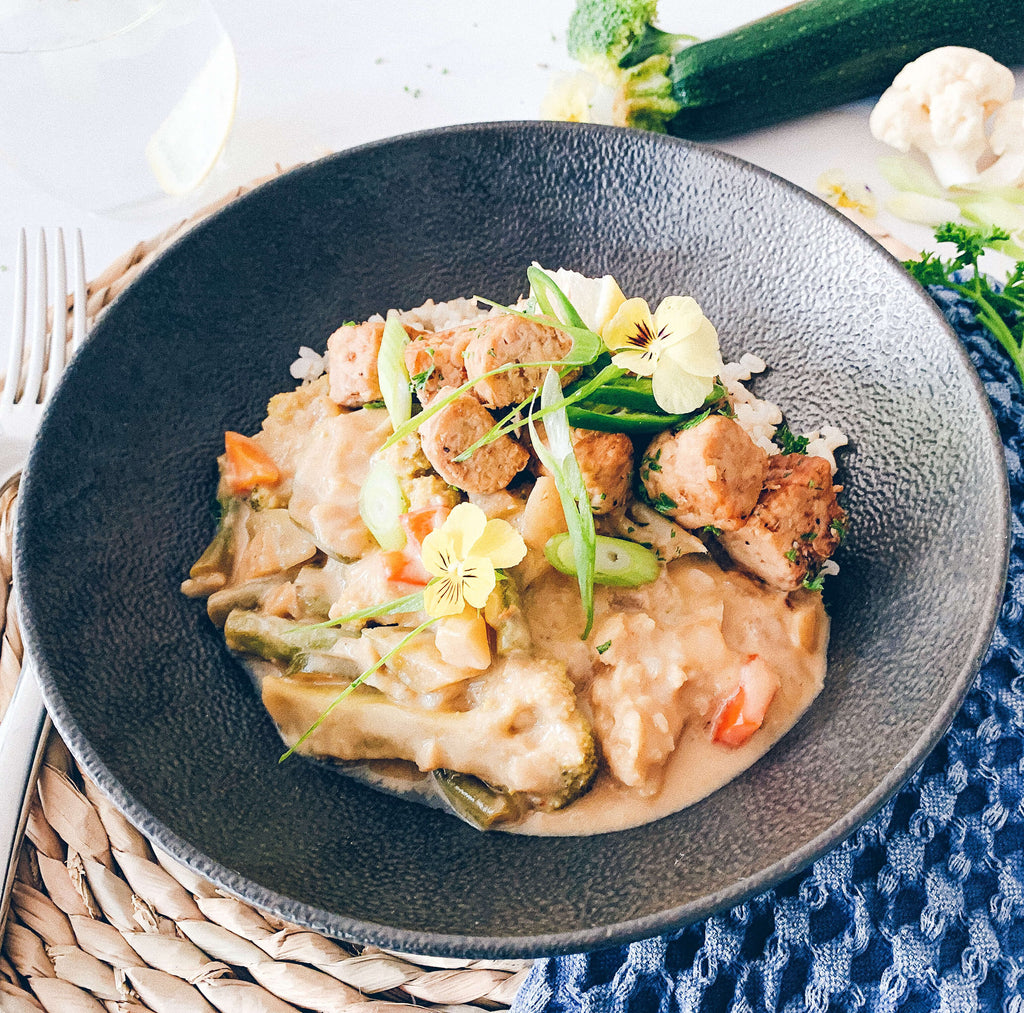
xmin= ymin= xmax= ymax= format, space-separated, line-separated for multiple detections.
xmin=527 ymin=265 xmax=588 ymax=328
xmin=474 ymin=266 xmax=605 ymax=366
xmin=382 ymin=353 xmax=598 ymax=451
xmin=291 ymin=590 xmax=425 ymax=632
xmin=280 ymin=616 xmax=436 ymax=761
xmin=545 ymin=533 xmax=661 ymax=588
xmin=528 ymin=369 xmax=597 ymax=638
xmin=378 ymin=312 xmax=412 ymax=432
xmin=474 ymin=297 xmax=605 ymax=367
xmin=454 ymin=363 xmax=625 ymax=462
xmin=358 ymin=458 xmax=408 ymax=550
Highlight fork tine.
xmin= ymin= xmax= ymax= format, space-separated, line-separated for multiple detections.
xmin=21 ymin=229 xmax=47 ymax=407
xmin=71 ymin=228 xmax=87 ymax=356
xmin=1 ymin=230 xmax=26 ymax=413
xmin=43 ymin=229 xmax=66 ymax=403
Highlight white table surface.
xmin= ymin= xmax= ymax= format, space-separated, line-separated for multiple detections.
xmin=0 ymin=0 xmax=1021 ymax=366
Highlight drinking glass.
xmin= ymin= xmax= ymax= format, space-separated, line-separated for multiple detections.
xmin=0 ymin=0 xmax=238 ymax=215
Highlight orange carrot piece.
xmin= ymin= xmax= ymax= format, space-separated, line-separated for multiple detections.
xmin=223 ymin=431 xmax=280 ymax=495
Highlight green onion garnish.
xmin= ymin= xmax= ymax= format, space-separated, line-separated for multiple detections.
xmin=528 ymin=369 xmax=597 ymax=638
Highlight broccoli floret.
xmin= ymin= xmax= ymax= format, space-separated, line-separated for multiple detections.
xmin=567 ymin=0 xmax=660 ymax=67
xmin=613 ymin=54 xmax=681 ymax=132
xmin=567 ymin=0 xmax=696 ymax=69
xmin=550 ymin=1 xmax=694 ymax=133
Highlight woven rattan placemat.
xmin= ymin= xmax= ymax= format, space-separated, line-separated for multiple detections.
xmin=0 ymin=182 xmax=531 ymax=1013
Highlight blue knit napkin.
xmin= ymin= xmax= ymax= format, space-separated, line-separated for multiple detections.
xmin=513 ymin=288 xmax=1024 ymax=1013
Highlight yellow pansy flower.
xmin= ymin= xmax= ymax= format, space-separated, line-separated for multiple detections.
xmin=815 ymin=168 xmax=878 ymax=217
xmin=420 ymin=502 xmax=527 ymax=618
xmin=603 ymin=295 xmax=724 ymax=414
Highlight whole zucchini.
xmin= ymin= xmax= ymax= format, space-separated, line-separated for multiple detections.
xmin=652 ymin=0 xmax=1024 ymax=140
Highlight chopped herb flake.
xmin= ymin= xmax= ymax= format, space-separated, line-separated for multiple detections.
xmin=774 ymin=424 xmax=809 ymax=455
xmin=802 ymin=571 xmax=826 ymax=592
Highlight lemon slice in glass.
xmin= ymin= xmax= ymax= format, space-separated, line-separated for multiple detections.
xmin=145 ymin=34 xmax=238 ymax=196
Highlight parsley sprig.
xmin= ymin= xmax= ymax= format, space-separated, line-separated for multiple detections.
xmin=905 ymin=223 xmax=1024 ymax=388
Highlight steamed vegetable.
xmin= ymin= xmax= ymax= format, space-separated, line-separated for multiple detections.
xmin=223 ymin=431 xmax=280 ymax=496
xmin=432 ymin=770 xmax=525 ymax=830
xmin=711 ymin=656 xmax=780 ymax=748
xmin=262 ymin=654 xmax=598 ymax=806
xmin=358 ymin=459 xmax=408 ymax=550
xmin=545 ymin=533 xmax=660 ymax=588
xmin=551 ymin=0 xmax=1024 ymax=140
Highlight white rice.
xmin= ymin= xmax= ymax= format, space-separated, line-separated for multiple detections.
xmin=721 ymin=352 xmax=847 ymax=476
xmin=289 ymin=345 xmax=326 ymax=383
xmin=393 ymin=296 xmax=490 ymax=332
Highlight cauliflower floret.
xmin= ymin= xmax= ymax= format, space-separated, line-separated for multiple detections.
xmin=869 ymin=47 xmax=1015 ymax=188
xmin=975 ymin=99 xmax=1024 ymax=189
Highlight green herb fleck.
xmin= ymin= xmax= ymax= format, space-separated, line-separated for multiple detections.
xmin=363 ymin=399 xmax=386 ymax=409
xmin=784 ymin=547 xmax=798 ymax=563
xmin=830 ymin=517 xmax=847 ymax=540
xmin=702 ymin=525 xmax=722 ymax=537
xmin=650 ymin=492 xmax=677 ymax=515
xmin=800 ymin=531 xmax=818 ymax=542
xmin=774 ymin=424 xmax=809 ymax=455
xmin=410 ymin=366 xmax=435 ymax=392
xmin=802 ymin=571 xmax=826 ymax=592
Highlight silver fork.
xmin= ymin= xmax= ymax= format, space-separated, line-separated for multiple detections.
xmin=0 ymin=228 xmax=87 ymax=931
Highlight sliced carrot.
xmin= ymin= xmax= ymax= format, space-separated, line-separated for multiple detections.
xmin=711 ymin=655 xmax=780 ymax=748
xmin=223 ymin=431 xmax=280 ymax=496
xmin=712 ymin=687 xmax=762 ymax=747
xmin=382 ymin=505 xmax=451 ymax=587
xmin=401 ymin=505 xmax=452 ymax=547
xmin=381 ymin=549 xmax=432 ymax=587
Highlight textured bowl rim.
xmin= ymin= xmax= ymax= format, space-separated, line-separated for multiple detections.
xmin=17 ymin=120 xmax=1011 ymax=958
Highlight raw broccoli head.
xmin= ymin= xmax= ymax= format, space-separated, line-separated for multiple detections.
xmin=567 ymin=0 xmax=660 ymax=67
xmin=615 ymin=54 xmax=681 ymax=132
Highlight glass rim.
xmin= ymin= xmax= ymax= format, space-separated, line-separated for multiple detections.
xmin=0 ymin=0 xmax=175 ymax=54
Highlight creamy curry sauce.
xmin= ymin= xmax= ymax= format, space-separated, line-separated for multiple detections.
xmin=517 ymin=561 xmax=827 ymax=835
xmin=241 ymin=552 xmax=827 ymax=837
xmin=184 ymin=290 xmax=844 ymax=836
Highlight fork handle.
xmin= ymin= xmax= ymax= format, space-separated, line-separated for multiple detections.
xmin=0 ymin=660 xmax=50 ymax=931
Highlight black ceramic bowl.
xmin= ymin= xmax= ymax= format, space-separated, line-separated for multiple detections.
xmin=15 ymin=122 xmax=1009 ymax=958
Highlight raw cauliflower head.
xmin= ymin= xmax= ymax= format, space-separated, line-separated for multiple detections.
xmin=976 ymin=99 xmax=1024 ymax=188
xmin=869 ymin=46 xmax=1015 ymax=188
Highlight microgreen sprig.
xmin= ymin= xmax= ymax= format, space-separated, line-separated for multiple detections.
xmin=906 ymin=222 xmax=1024 ymax=387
